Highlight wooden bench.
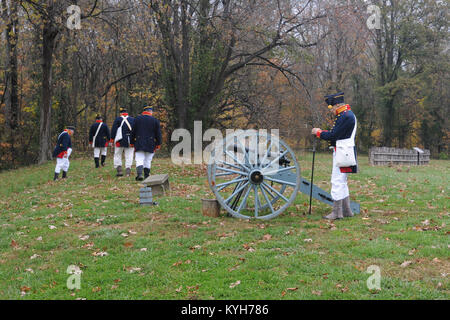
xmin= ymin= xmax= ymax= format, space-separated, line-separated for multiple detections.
xmin=142 ymin=174 xmax=170 ymax=196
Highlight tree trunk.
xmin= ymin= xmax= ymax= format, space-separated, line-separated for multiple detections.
xmin=38 ymin=21 xmax=58 ymax=164
xmin=2 ymin=0 xmax=19 ymax=164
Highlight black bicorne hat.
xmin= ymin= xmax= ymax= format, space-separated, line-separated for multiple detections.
xmin=95 ymin=114 xmax=102 ymax=120
xmin=119 ymin=106 xmax=127 ymax=113
xmin=324 ymin=92 xmax=345 ymax=108
xmin=143 ymin=104 xmax=153 ymax=112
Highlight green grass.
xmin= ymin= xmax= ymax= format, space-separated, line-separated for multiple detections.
xmin=0 ymin=153 xmax=448 ymax=300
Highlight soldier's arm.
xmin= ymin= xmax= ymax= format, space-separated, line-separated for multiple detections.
xmin=110 ymin=119 xmax=118 ymax=142
xmin=130 ymin=119 xmax=137 ymax=144
xmin=317 ymin=116 xmax=353 ymax=141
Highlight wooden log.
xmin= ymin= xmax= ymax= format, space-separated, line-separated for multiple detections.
xmin=201 ymin=199 xmax=221 ymax=217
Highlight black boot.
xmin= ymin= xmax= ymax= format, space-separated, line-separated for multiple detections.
xmin=116 ymin=166 xmax=123 ymax=177
xmin=136 ymin=165 xmax=144 ymax=181
xmin=125 ymin=167 xmax=131 ymax=177
xmin=101 ymin=155 xmax=106 ymax=167
xmin=62 ymin=171 xmax=67 ymax=179
xmin=144 ymin=168 xmax=150 ymax=179
xmin=53 ymin=172 xmax=59 ymax=181
xmin=94 ymin=157 xmax=100 ymax=168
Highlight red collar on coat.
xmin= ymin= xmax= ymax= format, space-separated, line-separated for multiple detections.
xmin=96 ymin=120 xmax=103 ymax=123
xmin=142 ymin=111 xmax=153 ymax=116
xmin=120 ymin=113 xmax=128 ymax=117
xmin=335 ymin=104 xmax=351 ymax=115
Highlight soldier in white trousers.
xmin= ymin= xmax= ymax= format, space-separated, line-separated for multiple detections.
xmin=130 ymin=105 xmax=162 ymax=181
xmin=111 ymin=107 xmax=135 ymax=177
xmin=89 ymin=114 xmax=111 ymax=168
xmin=312 ymin=92 xmax=358 ymax=220
xmin=52 ymin=126 xmax=75 ymax=180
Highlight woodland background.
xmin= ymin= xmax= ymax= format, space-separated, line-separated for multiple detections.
xmin=0 ymin=0 xmax=449 ymax=170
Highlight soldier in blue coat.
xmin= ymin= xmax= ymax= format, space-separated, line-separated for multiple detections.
xmin=52 ymin=126 xmax=75 ymax=180
xmin=110 ymin=107 xmax=135 ymax=177
xmin=312 ymin=92 xmax=358 ymax=220
xmin=130 ymin=105 xmax=162 ymax=181
xmin=89 ymin=114 xmax=111 ymax=168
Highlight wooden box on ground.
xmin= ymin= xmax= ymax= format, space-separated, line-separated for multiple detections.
xmin=142 ymin=174 xmax=170 ymax=196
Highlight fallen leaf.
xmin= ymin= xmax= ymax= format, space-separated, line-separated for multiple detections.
xmin=262 ymin=234 xmax=272 ymax=241
xmin=30 ymin=254 xmax=41 ymax=260
xmin=432 ymin=257 xmax=441 ymax=264
xmin=312 ymin=290 xmax=322 ymax=296
xmin=49 ymin=225 xmax=57 ymax=230
xmin=229 ymin=280 xmax=241 ymax=289
xmin=304 ymin=238 xmax=313 ymax=243
xmin=10 ymin=239 xmax=19 ymax=249
xmin=20 ymin=286 xmax=31 ymax=293
xmin=92 ymin=287 xmax=101 ymax=293
xmin=92 ymin=251 xmax=108 ymax=257
xmin=123 ymin=242 xmax=134 ymax=248
xmin=400 ymin=260 xmax=413 ymax=268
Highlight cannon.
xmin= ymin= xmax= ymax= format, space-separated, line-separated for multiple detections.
xmin=206 ymin=131 xmax=360 ymax=220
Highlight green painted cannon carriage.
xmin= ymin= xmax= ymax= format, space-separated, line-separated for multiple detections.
xmin=207 ymin=131 xmax=360 ymax=220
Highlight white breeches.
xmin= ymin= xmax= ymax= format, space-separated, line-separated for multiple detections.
xmin=114 ymin=147 xmax=134 ymax=168
xmin=135 ymin=151 xmax=154 ymax=169
xmin=55 ymin=148 xmax=72 ymax=173
xmin=94 ymin=147 xmax=107 ymax=158
xmin=331 ymin=150 xmax=349 ymax=201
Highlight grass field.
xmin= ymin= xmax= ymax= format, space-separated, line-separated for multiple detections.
xmin=0 ymin=153 xmax=448 ymax=300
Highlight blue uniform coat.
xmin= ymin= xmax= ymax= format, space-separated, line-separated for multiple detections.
xmin=52 ymin=131 xmax=72 ymax=158
xmin=111 ymin=116 xmax=135 ymax=148
xmin=89 ymin=122 xmax=111 ymax=148
xmin=131 ymin=114 xmax=162 ymax=153
xmin=319 ymin=109 xmax=358 ymax=173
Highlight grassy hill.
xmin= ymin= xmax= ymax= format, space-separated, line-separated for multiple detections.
xmin=0 ymin=153 xmax=448 ymax=299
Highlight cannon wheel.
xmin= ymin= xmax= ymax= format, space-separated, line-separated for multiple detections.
xmin=207 ymin=131 xmax=301 ymax=220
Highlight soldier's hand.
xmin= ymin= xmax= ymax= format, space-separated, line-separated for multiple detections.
xmin=311 ymin=128 xmax=321 ymax=135
xmin=155 ymin=145 xmax=161 ymax=151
